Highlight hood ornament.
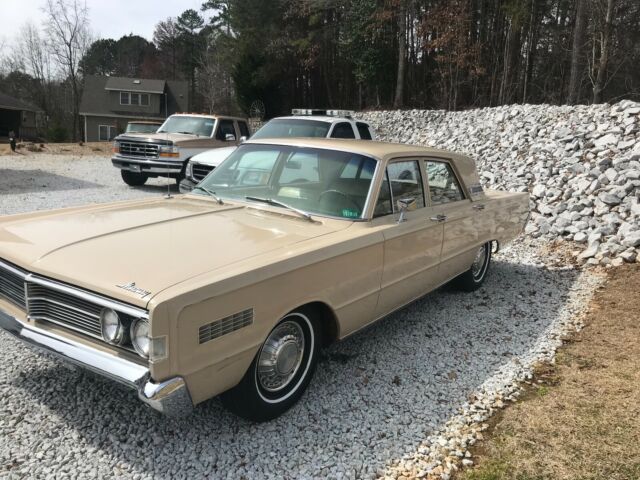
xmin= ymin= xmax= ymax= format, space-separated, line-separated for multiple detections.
xmin=116 ymin=282 xmax=152 ymax=298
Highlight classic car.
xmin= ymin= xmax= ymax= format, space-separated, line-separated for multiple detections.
xmin=0 ymin=138 xmax=529 ymax=421
xmin=112 ymin=113 xmax=251 ymax=187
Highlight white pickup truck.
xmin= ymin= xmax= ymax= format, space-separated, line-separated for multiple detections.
xmin=111 ymin=113 xmax=251 ymax=186
xmin=179 ymin=109 xmax=375 ymax=192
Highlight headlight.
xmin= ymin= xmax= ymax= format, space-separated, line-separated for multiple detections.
xmin=159 ymin=145 xmax=179 ymax=158
xmin=185 ymin=162 xmax=193 ymax=179
xmin=100 ymin=308 xmax=125 ymax=344
xmin=131 ymin=319 xmax=150 ymax=357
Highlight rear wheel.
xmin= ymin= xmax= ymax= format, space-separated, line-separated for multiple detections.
xmin=121 ymin=170 xmax=148 ymax=186
xmin=221 ymin=308 xmax=321 ymax=422
xmin=453 ymin=242 xmax=492 ymax=292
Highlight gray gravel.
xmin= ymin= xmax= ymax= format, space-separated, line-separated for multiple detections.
xmin=0 ymin=153 xmax=601 ymax=479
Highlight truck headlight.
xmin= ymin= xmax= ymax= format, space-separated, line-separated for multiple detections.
xmin=131 ymin=319 xmax=150 ymax=357
xmin=159 ymin=145 xmax=179 ymax=158
xmin=100 ymin=308 xmax=125 ymax=345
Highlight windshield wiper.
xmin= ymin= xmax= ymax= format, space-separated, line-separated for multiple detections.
xmin=193 ymin=185 xmax=224 ymax=204
xmin=245 ymin=196 xmax=314 ymax=222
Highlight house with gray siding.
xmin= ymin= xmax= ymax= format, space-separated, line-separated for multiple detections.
xmin=80 ymin=75 xmax=189 ymax=142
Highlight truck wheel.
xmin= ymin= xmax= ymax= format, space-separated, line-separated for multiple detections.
xmin=121 ymin=170 xmax=148 ymax=186
xmin=453 ymin=242 xmax=492 ymax=292
xmin=220 ymin=308 xmax=321 ymax=422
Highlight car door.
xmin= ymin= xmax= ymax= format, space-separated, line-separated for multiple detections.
xmin=372 ymin=159 xmax=444 ymax=318
xmin=424 ymin=159 xmax=478 ymax=283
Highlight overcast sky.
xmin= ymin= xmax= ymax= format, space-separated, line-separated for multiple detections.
xmin=0 ymin=0 xmax=207 ymax=46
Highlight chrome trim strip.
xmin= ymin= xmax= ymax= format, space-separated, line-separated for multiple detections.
xmin=28 ymin=314 xmax=103 ymax=340
xmin=28 ymin=296 xmax=100 ymax=319
xmin=0 ymin=259 xmax=28 ymax=279
xmin=0 ymin=308 xmax=193 ymax=416
xmin=26 ymin=274 xmax=148 ymax=319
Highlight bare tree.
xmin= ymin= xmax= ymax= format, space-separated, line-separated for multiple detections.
xmin=18 ymin=23 xmax=53 ymax=115
xmin=393 ymin=1 xmax=407 ymax=108
xmin=591 ymin=0 xmax=616 ymax=103
xmin=197 ymin=35 xmax=236 ymax=114
xmin=567 ymin=0 xmax=589 ymax=104
xmin=43 ymin=0 xmax=91 ymax=142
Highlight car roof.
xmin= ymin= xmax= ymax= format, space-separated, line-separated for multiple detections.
xmin=243 ymin=137 xmax=458 ymax=161
xmin=270 ymin=116 xmax=370 ymax=125
xmin=171 ymin=113 xmax=248 ymax=121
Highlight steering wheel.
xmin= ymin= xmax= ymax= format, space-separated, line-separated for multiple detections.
xmin=318 ymin=189 xmax=361 ymax=213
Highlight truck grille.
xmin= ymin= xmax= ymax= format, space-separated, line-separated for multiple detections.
xmin=192 ymin=164 xmax=214 ymax=182
xmin=0 ymin=260 xmax=27 ymax=309
xmin=119 ymin=141 xmax=159 ymax=159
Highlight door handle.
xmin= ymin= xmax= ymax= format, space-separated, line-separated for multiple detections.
xmin=430 ymin=214 xmax=447 ymax=222
xmin=472 ymin=204 xmax=485 ymax=211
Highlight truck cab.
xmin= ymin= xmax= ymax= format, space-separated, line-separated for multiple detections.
xmin=111 ymin=113 xmax=251 ymax=186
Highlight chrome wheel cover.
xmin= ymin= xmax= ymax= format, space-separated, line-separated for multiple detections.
xmin=257 ymin=320 xmax=305 ymax=392
xmin=471 ymin=244 xmax=488 ymax=280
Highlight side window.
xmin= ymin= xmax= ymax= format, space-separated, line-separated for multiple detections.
xmin=279 ymin=152 xmax=319 ymax=184
xmin=356 ymin=122 xmax=372 ymax=140
xmin=330 ymin=122 xmax=356 ymax=139
xmin=426 ymin=161 xmax=465 ymax=204
xmin=375 ymin=160 xmax=425 ymax=216
xmin=216 ymin=119 xmax=236 ymax=140
xmin=238 ymin=121 xmax=250 ymax=138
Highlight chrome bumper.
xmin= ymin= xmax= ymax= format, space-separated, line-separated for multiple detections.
xmin=112 ymin=156 xmax=183 ymax=174
xmin=0 ymin=308 xmax=193 ymax=417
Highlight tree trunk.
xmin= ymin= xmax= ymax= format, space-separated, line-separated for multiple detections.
xmin=593 ymin=0 xmax=615 ymax=103
xmin=568 ymin=0 xmax=588 ymax=104
xmin=393 ymin=2 xmax=407 ymax=109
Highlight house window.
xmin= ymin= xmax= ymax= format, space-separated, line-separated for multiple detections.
xmin=99 ymin=125 xmax=116 ymax=141
xmin=120 ymin=92 xmax=150 ymax=106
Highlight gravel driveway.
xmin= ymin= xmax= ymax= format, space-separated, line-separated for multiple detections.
xmin=0 ymin=153 xmax=601 ymax=479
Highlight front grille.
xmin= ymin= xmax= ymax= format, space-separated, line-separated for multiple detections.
xmin=0 ymin=261 xmax=27 ymax=308
xmin=199 ymin=308 xmax=253 ymax=344
xmin=119 ymin=141 xmax=159 ymax=159
xmin=192 ymin=164 xmax=214 ymax=181
xmin=27 ymin=283 xmax=104 ymax=338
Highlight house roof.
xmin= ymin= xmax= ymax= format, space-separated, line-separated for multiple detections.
xmin=0 ymin=92 xmax=42 ymax=112
xmin=104 ymin=76 xmax=166 ymax=94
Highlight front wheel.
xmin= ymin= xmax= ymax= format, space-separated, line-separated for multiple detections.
xmin=221 ymin=309 xmax=321 ymax=422
xmin=121 ymin=170 xmax=148 ymax=186
xmin=453 ymin=242 xmax=492 ymax=292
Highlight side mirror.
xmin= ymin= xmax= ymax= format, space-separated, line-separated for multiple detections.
xmin=239 ymin=136 xmax=248 ymax=143
xmin=397 ymin=197 xmax=417 ymax=223
xmin=225 ymin=133 xmax=236 ymax=142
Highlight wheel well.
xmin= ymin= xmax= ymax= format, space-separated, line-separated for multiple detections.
xmin=299 ymin=301 xmax=339 ymax=347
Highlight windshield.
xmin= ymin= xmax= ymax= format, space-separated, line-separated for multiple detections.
xmin=251 ymin=119 xmax=331 ymax=140
xmin=126 ymin=123 xmax=160 ymax=134
xmin=158 ymin=116 xmax=215 ymax=136
xmin=195 ymin=144 xmax=377 ymax=220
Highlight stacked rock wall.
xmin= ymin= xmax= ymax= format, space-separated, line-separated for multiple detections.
xmin=358 ymin=101 xmax=640 ymax=265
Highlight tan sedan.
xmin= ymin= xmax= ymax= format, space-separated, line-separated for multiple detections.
xmin=0 ymin=139 xmax=529 ymax=421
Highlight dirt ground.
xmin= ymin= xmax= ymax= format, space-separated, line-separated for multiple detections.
xmin=0 ymin=142 xmax=111 ymax=156
xmin=459 ymin=264 xmax=640 ymax=480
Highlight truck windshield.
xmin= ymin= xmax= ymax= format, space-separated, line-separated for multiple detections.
xmin=158 ymin=116 xmax=215 ymax=137
xmin=251 ymin=119 xmax=331 ymax=139
xmin=126 ymin=123 xmax=160 ymax=134
xmin=196 ymin=144 xmax=377 ymax=220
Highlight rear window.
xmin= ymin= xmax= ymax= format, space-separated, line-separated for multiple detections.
xmin=356 ymin=122 xmax=372 ymax=140
xmin=251 ymin=119 xmax=331 ymax=139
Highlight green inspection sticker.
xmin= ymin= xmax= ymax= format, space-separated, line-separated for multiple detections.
xmin=341 ymin=208 xmax=360 ymax=218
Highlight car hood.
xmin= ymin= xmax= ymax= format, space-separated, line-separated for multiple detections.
xmin=115 ymin=132 xmax=212 ymax=145
xmin=0 ymin=197 xmax=350 ymax=307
